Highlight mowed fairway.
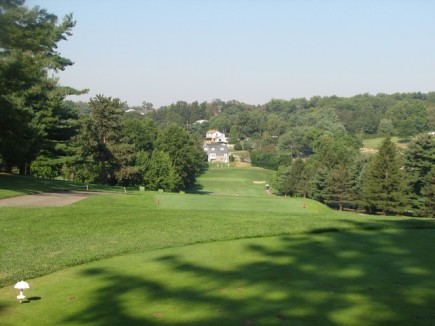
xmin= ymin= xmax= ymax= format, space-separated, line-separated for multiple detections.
xmin=1 ymin=166 xmax=435 ymax=325
xmin=192 ymin=165 xmax=274 ymax=197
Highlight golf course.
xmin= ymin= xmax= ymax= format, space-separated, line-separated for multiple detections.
xmin=1 ymin=165 xmax=435 ymax=325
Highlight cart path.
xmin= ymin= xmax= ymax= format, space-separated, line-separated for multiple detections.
xmin=0 ymin=191 xmax=124 ymax=207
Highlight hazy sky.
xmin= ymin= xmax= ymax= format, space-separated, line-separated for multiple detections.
xmin=27 ymin=0 xmax=435 ymax=108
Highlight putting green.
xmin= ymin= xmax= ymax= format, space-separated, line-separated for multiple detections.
xmin=2 ymin=229 xmax=435 ymax=325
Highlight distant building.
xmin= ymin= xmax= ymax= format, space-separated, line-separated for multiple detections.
xmin=203 ymin=143 xmax=229 ymax=163
xmin=194 ymin=119 xmax=208 ymax=124
xmin=205 ymin=130 xmax=228 ymax=144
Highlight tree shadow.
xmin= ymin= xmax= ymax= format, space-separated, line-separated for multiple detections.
xmin=187 ymin=183 xmax=212 ymax=195
xmin=63 ymin=221 xmax=435 ymax=325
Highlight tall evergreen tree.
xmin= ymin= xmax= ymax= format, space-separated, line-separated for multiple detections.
xmin=421 ymin=167 xmax=435 ymax=217
xmin=75 ymin=95 xmax=127 ymax=184
xmin=361 ymin=137 xmax=409 ymax=215
xmin=324 ymin=164 xmax=355 ymax=210
xmin=404 ymin=134 xmax=435 ymax=213
xmin=0 ymin=0 xmax=81 ymax=173
xmin=272 ymin=159 xmax=309 ymax=197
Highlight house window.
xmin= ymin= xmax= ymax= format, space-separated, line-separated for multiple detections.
xmin=211 ymin=148 xmax=215 ymax=151
xmin=204 ymin=148 xmax=208 ymax=151
xmin=210 ymin=153 xmax=216 ymax=159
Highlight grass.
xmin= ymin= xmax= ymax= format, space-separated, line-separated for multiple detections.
xmin=1 ymin=165 xmax=435 ymax=324
xmin=191 ymin=165 xmax=273 ymax=196
xmin=1 ymin=229 xmax=435 ymax=325
xmin=362 ymin=137 xmax=412 ymax=150
xmin=0 ymin=174 xmax=131 ymax=199
xmin=230 ymin=149 xmax=250 ymax=160
xmin=1 ymin=193 xmax=402 ymax=288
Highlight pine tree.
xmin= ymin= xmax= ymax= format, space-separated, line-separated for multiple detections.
xmin=75 ymin=95 xmax=125 ymax=184
xmin=404 ymin=134 xmax=435 ymax=213
xmin=361 ymin=137 xmax=409 ymax=215
xmin=421 ymin=167 xmax=435 ymax=218
xmin=0 ymin=1 xmax=79 ymax=174
xmin=324 ymin=164 xmax=355 ymax=211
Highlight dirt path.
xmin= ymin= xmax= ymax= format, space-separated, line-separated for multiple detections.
xmin=0 ymin=191 xmax=122 ymax=207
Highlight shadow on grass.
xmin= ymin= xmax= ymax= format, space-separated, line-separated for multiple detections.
xmin=187 ymin=183 xmax=213 ymax=195
xmin=28 ymin=296 xmax=41 ymax=301
xmin=63 ymin=220 xmax=435 ymax=325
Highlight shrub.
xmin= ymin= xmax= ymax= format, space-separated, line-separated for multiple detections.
xmin=251 ymin=151 xmax=291 ymax=171
xmin=234 ymin=142 xmax=243 ymax=150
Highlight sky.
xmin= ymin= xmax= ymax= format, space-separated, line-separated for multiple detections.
xmin=26 ymin=0 xmax=435 ymax=108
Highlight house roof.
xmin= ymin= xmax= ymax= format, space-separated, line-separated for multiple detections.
xmin=207 ymin=129 xmax=217 ymax=133
xmin=203 ymin=143 xmax=229 ymax=149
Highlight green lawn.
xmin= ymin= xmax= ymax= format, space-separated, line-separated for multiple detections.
xmin=192 ymin=165 xmax=273 ymax=197
xmin=1 ymin=165 xmax=435 ymax=325
xmin=1 ymin=229 xmax=435 ymax=325
xmin=362 ymin=137 xmax=411 ymax=150
xmin=2 ymin=192 xmax=403 ymax=288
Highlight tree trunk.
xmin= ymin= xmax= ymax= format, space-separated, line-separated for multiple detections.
xmin=19 ymin=163 xmax=25 ymax=175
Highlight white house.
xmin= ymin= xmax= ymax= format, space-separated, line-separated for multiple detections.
xmin=205 ymin=130 xmax=228 ymax=144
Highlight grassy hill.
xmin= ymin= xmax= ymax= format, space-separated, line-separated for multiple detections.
xmin=1 ymin=166 xmax=435 ymax=325
xmin=192 ymin=165 xmax=272 ymax=197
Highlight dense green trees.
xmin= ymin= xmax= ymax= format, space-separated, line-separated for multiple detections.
xmin=137 ymin=150 xmax=181 ymax=191
xmin=71 ymin=98 xmax=206 ymax=189
xmin=270 ymin=133 xmax=434 ymax=217
xmin=0 ymin=0 xmax=84 ymax=174
xmin=250 ymin=151 xmax=290 ymax=171
xmin=156 ymin=124 xmax=207 ymax=189
xmin=272 ymin=159 xmax=309 ymax=197
xmin=386 ymin=101 xmax=428 ymax=137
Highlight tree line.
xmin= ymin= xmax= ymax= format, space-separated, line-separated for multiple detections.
xmin=271 ymin=135 xmax=434 ymax=218
xmin=0 ymin=1 xmax=206 ymax=190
